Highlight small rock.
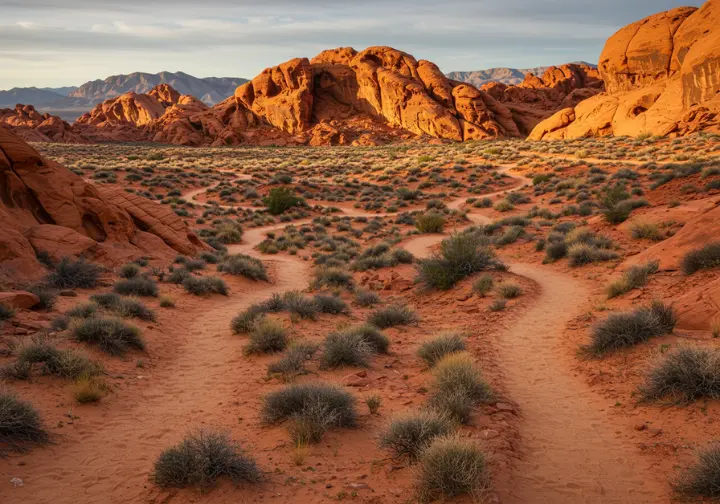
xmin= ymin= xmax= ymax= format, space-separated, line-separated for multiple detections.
xmin=495 ymin=402 xmax=514 ymax=412
xmin=10 ymin=477 xmax=23 ymax=487
xmin=481 ymin=429 xmax=500 ymax=440
xmin=345 ymin=482 xmax=370 ymax=490
xmin=634 ymin=423 xmax=648 ymax=431
xmin=59 ymin=290 xmax=78 ymax=297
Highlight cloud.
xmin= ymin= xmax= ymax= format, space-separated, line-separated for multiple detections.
xmin=0 ymin=0 xmax=705 ymax=88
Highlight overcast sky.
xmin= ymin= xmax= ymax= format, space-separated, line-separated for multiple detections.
xmin=0 ymin=0 xmax=705 ymax=89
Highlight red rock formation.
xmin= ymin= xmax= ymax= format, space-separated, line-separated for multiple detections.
xmin=0 ymin=128 xmax=207 ymax=283
xmin=0 ymin=105 xmax=86 ymax=143
xmin=530 ymin=2 xmax=720 ymax=140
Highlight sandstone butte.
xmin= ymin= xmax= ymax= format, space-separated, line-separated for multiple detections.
xmin=1 ymin=48 xmax=599 ymax=147
xmin=0 ymin=127 xmax=209 ymax=283
xmin=530 ymin=0 xmax=720 ymax=140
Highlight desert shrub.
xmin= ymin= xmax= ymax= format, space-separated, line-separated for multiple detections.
xmin=218 ymin=254 xmax=268 ymax=281
xmin=119 ymin=263 xmax=141 ymax=279
xmin=15 ymin=336 xmax=101 ymax=380
xmin=418 ymin=333 xmax=466 ymax=367
xmin=245 ymin=318 xmax=288 ymax=355
xmin=261 ymin=382 xmax=356 ymax=428
xmin=74 ymin=375 xmax=106 ymax=403
xmin=267 ymin=342 xmax=318 ymax=379
xmin=182 ymin=276 xmax=228 ymax=296
xmin=113 ymin=277 xmax=158 ymax=297
xmin=416 ymin=435 xmax=489 ymax=502
xmin=0 ymin=389 xmax=49 ymax=453
xmin=472 ymin=275 xmax=494 ymax=296
xmin=288 ymin=401 xmax=340 ymax=445
xmin=641 ymin=345 xmax=720 ymax=402
xmin=66 ymin=302 xmax=97 ymax=319
xmin=379 ymin=409 xmax=455 ymax=461
xmin=415 ymin=213 xmax=445 ymax=233
xmin=312 ymin=267 xmax=354 ymax=290
xmin=368 ymin=304 xmax=418 ymax=328
xmin=544 ymin=241 xmax=568 ymax=262
xmin=430 ymin=353 xmax=493 ymax=423
xmin=184 ymin=259 xmax=206 ymax=272
xmin=0 ymin=304 xmax=15 ymax=321
xmin=342 ymin=324 xmax=390 ymax=353
xmin=682 ymin=242 xmax=720 ymax=274
xmin=320 ymin=330 xmax=373 ymax=369
xmin=153 ymin=429 xmax=261 ymax=488
xmin=231 ymin=304 xmax=266 ymax=333
xmin=630 ymin=222 xmax=663 ymax=241
xmin=282 ymin=291 xmax=319 ymax=319
xmin=46 ymin=257 xmax=102 ymax=289
xmin=313 ymin=294 xmax=349 ymax=314
xmin=167 ymin=267 xmax=191 ymax=284
xmin=496 ymin=283 xmax=523 ymax=299
xmin=675 ymin=443 xmax=720 ymax=499
xmin=416 ymin=232 xmax=502 ymax=290
xmin=214 ymin=222 xmax=244 ymax=244
xmin=355 ymin=289 xmax=380 ymax=307
xmin=90 ymin=293 xmax=156 ymax=321
xmin=264 ymin=187 xmax=302 ymax=215
xmin=606 ymin=260 xmax=659 ymax=298
xmin=567 ymin=243 xmax=618 ymax=267
xmin=160 ymin=296 xmax=176 ymax=308
xmin=72 ymin=317 xmax=145 ymax=356
xmin=489 ymin=299 xmax=507 ymax=312
xmin=27 ymin=284 xmax=57 ymax=310
xmin=587 ymin=301 xmax=676 ymax=355
xmin=494 ymin=199 xmax=514 ymax=212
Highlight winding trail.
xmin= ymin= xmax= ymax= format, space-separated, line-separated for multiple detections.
xmin=5 ymin=164 xmax=667 ymax=503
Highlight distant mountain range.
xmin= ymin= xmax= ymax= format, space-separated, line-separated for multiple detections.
xmin=446 ymin=62 xmax=596 ymax=88
xmin=0 ymin=71 xmax=248 ymax=121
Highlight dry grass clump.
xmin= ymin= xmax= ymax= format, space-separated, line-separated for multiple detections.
xmin=72 ymin=317 xmax=145 ymax=356
xmin=368 ymin=304 xmax=418 ymax=329
xmin=320 ymin=330 xmax=373 ymax=369
xmin=496 ymin=282 xmax=523 ymax=299
xmin=74 ymin=375 xmax=108 ymax=403
xmin=153 ymin=429 xmax=261 ymax=488
xmin=244 ymin=318 xmax=288 ymax=355
xmin=182 ymin=276 xmax=228 ymax=296
xmin=606 ymin=260 xmax=659 ymax=298
xmin=90 ymin=292 xmax=156 ymax=321
xmin=675 ymin=443 xmax=720 ymax=499
xmin=630 ymin=222 xmax=663 ymax=241
xmin=586 ymin=301 xmax=676 ymax=355
xmin=113 ymin=276 xmax=159 ymax=297
xmin=46 ymin=257 xmax=102 ymax=289
xmin=417 ymin=333 xmax=466 ymax=368
xmin=267 ymin=342 xmax=318 ymax=380
xmin=6 ymin=335 xmax=103 ymax=380
xmin=354 ymin=289 xmax=380 ymax=307
xmin=379 ymin=409 xmax=454 ymax=461
xmin=415 ymin=213 xmax=446 ymax=233
xmin=312 ymin=267 xmax=355 ymax=290
xmin=313 ymin=294 xmax=349 ymax=314
xmin=218 ymin=254 xmax=268 ymax=281
xmin=231 ymin=303 xmax=267 ymax=333
xmin=416 ymin=435 xmax=489 ymax=502
xmin=641 ymin=345 xmax=720 ymax=402
xmin=472 ymin=275 xmax=494 ymax=296
xmin=429 ymin=353 xmax=494 ymax=423
xmin=0 ymin=388 xmax=49 ymax=454
xmin=682 ymin=242 xmax=720 ymax=274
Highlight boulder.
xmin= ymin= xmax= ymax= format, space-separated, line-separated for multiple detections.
xmin=0 ymin=291 xmax=40 ymax=310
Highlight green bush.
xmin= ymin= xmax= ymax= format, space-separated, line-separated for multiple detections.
xmin=682 ymin=242 xmax=720 ymax=274
xmin=587 ymin=301 xmax=676 ymax=355
xmin=0 ymin=388 xmax=49 ymax=454
xmin=264 ymin=187 xmax=302 ymax=215
xmin=368 ymin=304 xmax=418 ymax=329
xmin=379 ymin=409 xmax=454 ymax=461
xmin=153 ymin=429 xmax=261 ymax=488
xmin=417 ymin=333 xmax=466 ymax=368
xmin=72 ymin=317 xmax=145 ymax=356
xmin=219 ymin=254 xmax=268 ymax=281
xmin=416 ymin=232 xmax=502 ymax=290
xmin=46 ymin=257 xmax=102 ymax=289
xmin=416 ymin=435 xmax=489 ymax=502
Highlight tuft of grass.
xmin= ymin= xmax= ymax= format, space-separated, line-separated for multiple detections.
xmin=74 ymin=375 xmax=107 ymax=403
xmin=282 ymin=291 xmax=319 ymax=320
xmin=90 ymin=293 xmax=156 ymax=321
xmin=355 ymin=289 xmax=380 ymax=307
xmin=675 ymin=443 xmax=720 ymax=499
xmin=245 ymin=318 xmax=288 ymax=355
xmin=586 ymin=301 xmax=676 ymax=355
xmin=368 ymin=304 xmax=418 ymax=329
xmin=159 ymin=295 xmax=176 ymax=308
xmin=261 ymin=382 xmax=356 ymax=428
xmin=46 ymin=257 xmax=102 ymax=289
xmin=416 ymin=232 xmax=503 ymax=290
xmin=416 ymin=435 xmax=489 ymax=502
xmin=606 ymin=260 xmax=659 ymax=298
xmin=113 ymin=277 xmax=158 ymax=297
xmin=182 ymin=276 xmax=228 ymax=296
xmin=312 ymin=267 xmax=355 ymax=290
xmin=153 ymin=429 xmax=261 ymax=488
xmin=682 ymin=242 xmax=720 ymax=274
xmin=415 ymin=213 xmax=446 ymax=233
xmin=27 ymin=284 xmax=57 ymax=310
xmin=313 ymin=294 xmax=349 ymax=315
xmin=417 ymin=333 xmax=466 ymax=368
xmin=365 ymin=395 xmax=382 ymax=414
xmin=218 ymin=254 xmax=268 ymax=281
xmin=489 ymin=299 xmax=506 ymax=312
xmin=567 ymin=243 xmax=618 ymax=267
xmin=231 ymin=304 xmax=267 ymax=334
xmin=630 ymin=222 xmax=663 ymax=241
xmin=379 ymin=409 xmax=454 ymax=461
xmin=118 ymin=263 xmax=141 ymax=279
xmin=267 ymin=342 xmax=318 ymax=380
xmin=496 ymin=283 xmax=523 ymax=299
xmin=0 ymin=388 xmax=49 ymax=453
xmin=72 ymin=317 xmax=145 ymax=356
xmin=472 ymin=275 xmax=494 ymax=296
xmin=320 ymin=330 xmax=373 ymax=369
xmin=429 ymin=353 xmax=494 ymax=423
xmin=641 ymin=345 xmax=720 ymax=402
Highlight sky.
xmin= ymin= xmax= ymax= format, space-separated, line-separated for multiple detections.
xmin=0 ymin=0 xmax=706 ymax=89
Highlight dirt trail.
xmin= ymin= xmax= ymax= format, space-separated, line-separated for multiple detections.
xmin=403 ymin=230 xmax=666 ymax=503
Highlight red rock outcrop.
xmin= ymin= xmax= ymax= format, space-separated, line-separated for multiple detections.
xmin=0 ymin=128 xmax=208 ymax=283
xmin=0 ymin=105 xmax=87 ymax=143
xmin=530 ymin=2 xmax=720 ymax=140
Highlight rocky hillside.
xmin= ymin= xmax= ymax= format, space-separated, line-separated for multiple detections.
xmin=0 ymin=128 xmax=207 ymax=283
xmin=2 ymin=47 xmax=597 ymax=146
xmin=447 ymin=66 xmax=550 ymax=87
xmin=531 ymin=1 xmax=720 ymax=139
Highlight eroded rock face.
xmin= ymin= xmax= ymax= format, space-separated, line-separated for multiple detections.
xmin=0 ymin=128 xmax=207 ymax=283
xmin=0 ymin=105 xmax=86 ymax=143
xmin=530 ymin=2 xmax=720 ymax=140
